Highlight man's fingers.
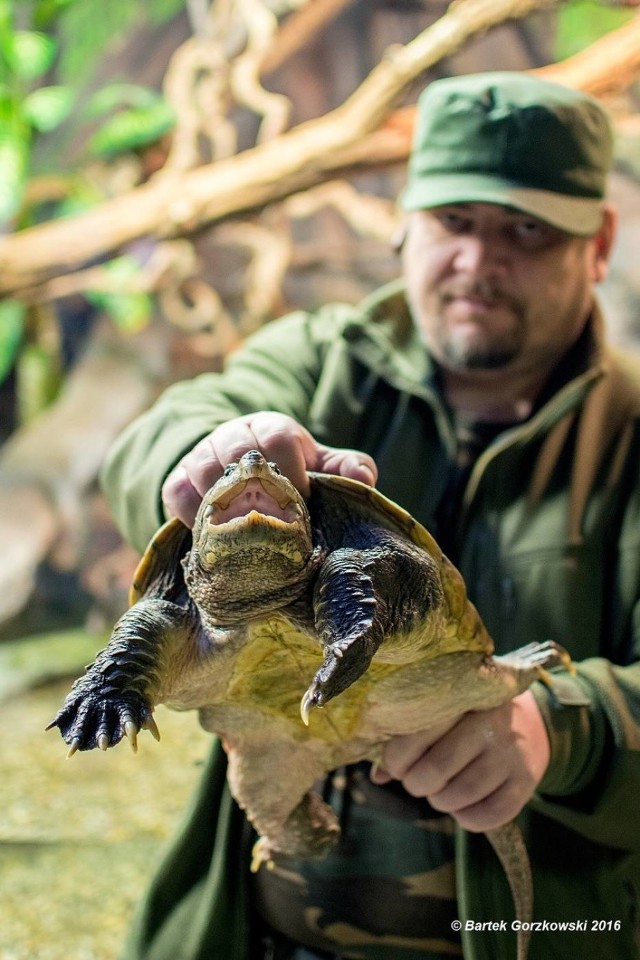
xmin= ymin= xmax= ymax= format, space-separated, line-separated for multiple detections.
xmin=161 ymin=430 xmax=229 ymax=525
xmin=162 ymin=411 xmax=379 ymax=528
xmin=372 ymin=723 xmax=454 ymax=785
xmin=207 ymin=420 xmax=263 ymax=479
xmin=451 ymin=779 xmax=523 ymax=833
xmin=315 ymin=446 xmax=378 ymax=486
xmin=424 ymin=751 xmax=507 ymax=811
xmin=245 ymin=413 xmax=313 ymax=494
xmin=162 ymin=462 xmax=209 ymax=527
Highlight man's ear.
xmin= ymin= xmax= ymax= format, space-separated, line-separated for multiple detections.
xmin=390 ymin=217 xmax=407 ymax=254
xmin=592 ymin=203 xmax=617 ymax=283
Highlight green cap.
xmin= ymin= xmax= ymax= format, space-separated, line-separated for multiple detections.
xmin=401 ymin=72 xmax=613 ymax=235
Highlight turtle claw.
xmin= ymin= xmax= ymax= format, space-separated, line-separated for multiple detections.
xmin=142 ymin=714 xmax=161 ymax=742
xmin=124 ymin=720 xmax=139 ymax=752
xmin=250 ymin=837 xmax=275 ymax=873
xmin=300 ymin=684 xmax=322 ymax=726
xmin=48 ymin=688 xmax=153 ymax=754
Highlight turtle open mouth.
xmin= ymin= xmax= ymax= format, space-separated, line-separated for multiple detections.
xmin=207 ymin=478 xmax=302 ymax=528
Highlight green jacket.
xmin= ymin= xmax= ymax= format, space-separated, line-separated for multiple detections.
xmin=103 ymin=280 xmax=640 ymax=960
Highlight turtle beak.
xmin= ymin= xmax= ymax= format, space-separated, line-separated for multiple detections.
xmin=208 ymin=479 xmax=302 ymax=525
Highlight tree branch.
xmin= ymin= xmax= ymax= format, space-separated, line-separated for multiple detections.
xmin=261 ymin=0 xmax=356 ymax=74
xmin=0 ymin=0 xmax=556 ymax=297
xmin=531 ymin=11 xmax=640 ymax=96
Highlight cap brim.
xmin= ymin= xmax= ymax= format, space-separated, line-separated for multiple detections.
xmin=401 ymin=173 xmax=605 ymax=236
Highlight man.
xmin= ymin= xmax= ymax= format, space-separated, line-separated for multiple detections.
xmin=103 ymin=73 xmax=640 ymax=960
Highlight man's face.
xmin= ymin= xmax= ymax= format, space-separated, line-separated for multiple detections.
xmin=402 ymin=203 xmax=612 ymax=378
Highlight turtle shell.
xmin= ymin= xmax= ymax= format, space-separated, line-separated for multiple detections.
xmin=129 ymin=472 xmax=492 ymax=661
xmin=306 ymin=473 xmax=493 ymax=659
xmin=129 ymin=516 xmax=192 ymax=607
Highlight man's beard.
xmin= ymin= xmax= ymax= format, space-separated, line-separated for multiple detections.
xmin=434 ymin=279 xmax=526 ymax=371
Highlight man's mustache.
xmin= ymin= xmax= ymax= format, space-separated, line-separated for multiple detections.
xmin=440 ymin=279 xmax=521 ymax=311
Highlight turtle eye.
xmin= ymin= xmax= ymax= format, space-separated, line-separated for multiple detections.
xmin=222 ymin=464 xmax=236 ymax=477
xmin=268 ymin=461 xmax=281 ymax=475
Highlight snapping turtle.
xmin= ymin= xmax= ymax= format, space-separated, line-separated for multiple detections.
xmin=49 ymin=449 xmax=574 ymax=960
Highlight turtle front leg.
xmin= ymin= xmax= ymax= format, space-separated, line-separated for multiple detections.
xmin=302 ymin=541 xmax=442 ymax=722
xmin=301 ymin=551 xmax=382 ymax=721
xmin=46 ymin=598 xmax=192 ymax=754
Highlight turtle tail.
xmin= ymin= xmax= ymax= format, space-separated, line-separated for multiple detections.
xmin=485 ymin=821 xmax=532 ymax=960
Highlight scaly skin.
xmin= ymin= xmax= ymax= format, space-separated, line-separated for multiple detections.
xmin=48 ymin=451 xmax=577 ymax=960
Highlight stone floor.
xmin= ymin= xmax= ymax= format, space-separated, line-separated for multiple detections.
xmin=0 ymin=630 xmax=211 ymax=960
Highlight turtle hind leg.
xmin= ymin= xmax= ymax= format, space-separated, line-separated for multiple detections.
xmin=251 ymin=792 xmax=341 ymax=872
xmin=497 ymin=640 xmax=573 ymax=675
xmin=494 ymin=641 xmax=591 ymax=707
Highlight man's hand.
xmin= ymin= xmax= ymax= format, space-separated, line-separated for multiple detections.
xmin=162 ymin=412 xmax=378 ymax=527
xmin=370 ymin=690 xmax=550 ymax=831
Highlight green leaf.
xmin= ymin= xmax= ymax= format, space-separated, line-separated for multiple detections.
xmin=0 ymin=300 xmax=25 ymax=386
xmin=98 ymin=254 xmax=143 ymax=284
xmin=88 ymin=101 xmax=175 ymax=155
xmin=87 ymin=257 xmax=153 ymax=333
xmin=9 ymin=31 xmax=57 ymax=81
xmin=88 ymin=290 xmax=153 ymax=333
xmin=85 ymin=83 xmax=161 ymax=119
xmin=555 ymin=1 xmax=634 ymax=60
xmin=23 ymin=85 xmax=74 ymax=132
xmin=57 ymin=0 xmax=139 ymax=86
xmin=16 ymin=342 xmax=62 ymax=424
xmin=0 ymin=136 xmax=29 ymax=224
xmin=147 ymin=0 xmax=185 ymax=23
xmin=33 ymin=0 xmax=77 ymax=30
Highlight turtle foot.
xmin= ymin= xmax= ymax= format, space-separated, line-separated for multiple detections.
xmin=250 ymin=791 xmax=340 ymax=872
xmin=494 ymin=640 xmax=572 ymax=678
xmin=46 ymin=687 xmax=157 ymax=755
xmin=494 ymin=641 xmax=591 ymax=706
xmin=302 ymin=637 xmax=377 ymax=721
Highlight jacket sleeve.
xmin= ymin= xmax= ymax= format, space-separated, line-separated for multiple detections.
xmin=528 ymin=455 xmax=640 ymax=852
xmin=100 ymin=310 xmax=329 ymax=553
xmin=531 ymin=630 xmax=640 ymax=852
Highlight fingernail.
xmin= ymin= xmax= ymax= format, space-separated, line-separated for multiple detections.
xmin=346 ymin=457 xmax=376 ymax=486
xmin=370 ymin=763 xmax=390 ymax=784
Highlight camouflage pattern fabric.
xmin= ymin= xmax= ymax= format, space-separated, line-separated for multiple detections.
xmin=252 ymin=762 xmax=462 ymax=960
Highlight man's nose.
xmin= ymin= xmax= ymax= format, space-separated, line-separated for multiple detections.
xmin=451 ymin=234 xmax=508 ymax=275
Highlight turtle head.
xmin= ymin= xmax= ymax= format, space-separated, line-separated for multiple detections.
xmin=184 ymin=450 xmax=319 ymax=622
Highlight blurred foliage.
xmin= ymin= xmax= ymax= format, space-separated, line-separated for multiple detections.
xmin=1 ymin=0 xmax=637 ymax=425
xmin=54 ymin=0 xmax=184 ymax=84
xmin=86 ymin=83 xmax=175 ymax=156
xmin=554 ymin=0 xmax=635 ymax=60
xmin=16 ymin=340 xmax=62 ymax=424
xmin=1 ymin=0 xmax=179 ymax=228
xmin=86 ymin=256 xmax=154 ymax=333
xmin=0 ymin=299 xmax=26 ymax=384
xmin=0 ymin=0 xmax=181 ymax=419
xmin=0 ymin=6 xmax=74 ymax=224
xmin=15 ymin=305 xmax=62 ymax=426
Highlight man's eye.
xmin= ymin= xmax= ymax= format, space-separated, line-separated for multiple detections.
xmin=515 ymin=220 xmax=544 ymax=237
xmin=437 ymin=212 xmax=470 ymax=234
xmin=511 ymin=219 xmax=556 ymax=247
